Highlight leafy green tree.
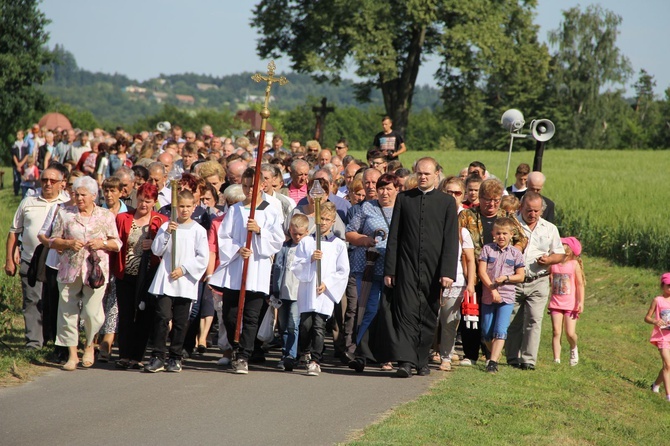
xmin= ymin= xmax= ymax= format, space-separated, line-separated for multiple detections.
xmin=252 ymin=0 xmax=543 ymax=137
xmin=0 ymin=0 xmax=55 ymax=162
xmin=546 ymin=5 xmax=632 ymax=149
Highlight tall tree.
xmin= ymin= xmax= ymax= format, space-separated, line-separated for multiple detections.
xmin=252 ymin=0 xmax=543 ymax=136
xmin=546 ymin=5 xmax=632 ymax=148
xmin=0 ymin=0 xmax=55 ymax=160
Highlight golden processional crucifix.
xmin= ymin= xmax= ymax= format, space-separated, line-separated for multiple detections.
xmin=234 ymin=61 xmax=288 ymax=343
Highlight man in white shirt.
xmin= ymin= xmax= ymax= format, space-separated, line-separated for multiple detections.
xmin=5 ymin=167 xmax=67 ymax=349
xmin=507 ymin=191 xmax=565 ymax=370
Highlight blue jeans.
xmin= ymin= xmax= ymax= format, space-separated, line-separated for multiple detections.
xmin=277 ymin=299 xmax=300 ymax=359
xmin=354 ymin=273 xmax=383 ymax=345
xmin=480 ymin=302 xmax=515 ymax=342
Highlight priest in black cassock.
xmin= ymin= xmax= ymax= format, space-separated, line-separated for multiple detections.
xmin=374 ymin=157 xmax=460 ymax=377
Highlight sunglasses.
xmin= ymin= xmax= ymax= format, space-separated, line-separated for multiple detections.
xmin=335 ymin=146 xmax=347 ymax=150
xmin=445 ymin=190 xmax=463 ymax=197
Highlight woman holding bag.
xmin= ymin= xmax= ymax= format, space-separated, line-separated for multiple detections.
xmin=50 ymin=176 xmax=121 ymax=371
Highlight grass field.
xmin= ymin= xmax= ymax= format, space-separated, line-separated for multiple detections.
xmin=351 ymin=149 xmax=670 ymax=270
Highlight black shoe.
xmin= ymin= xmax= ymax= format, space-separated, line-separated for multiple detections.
xmin=417 ymin=365 xmax=431 ymax=376
xmin=509 ymin=362 xmax=521 ymax=369
xmin=396 ymin=363 xmax=413 ymax=378
xmin=348 ymin=358 xmax=365 ymax=373
xmin=181 ymin=349 xmax=190 ymax=360
xmin=486 ymin=360 xmax=498 ymax=374
xmin=248 ymin=351 xmax=266 ymax=364
xmin=144 ymin=357 xmax=165 ymax=373
xmin=166 ymin=358 xmax=182 ymax=373
xmin=520 ymin=363 xmax=535 ymax=371
xmin=196 ymin=345 xmax=207 ymax=354
xmin=342 ymin=351 xmax=356 ymax=364
xmin=283 ymin=357 xmax=294 ymax=372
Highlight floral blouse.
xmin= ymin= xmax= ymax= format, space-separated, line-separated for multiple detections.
xmin=51 ymin=205 xmax=122 ymax=284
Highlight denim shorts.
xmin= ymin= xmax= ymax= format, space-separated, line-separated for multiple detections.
xmin=480 ymin=302 xmax=514 ymax=341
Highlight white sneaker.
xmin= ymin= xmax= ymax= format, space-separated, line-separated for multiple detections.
xmin=306 ymin=361 xmax=321 ymax=376
xmin=570 ymin=348 xmax=579 ymax=366
xmin=233 ymin=358 xmax=248 ymax=374
xmin=554 ymin=359 xmax=561 ymax=364
xmin=460 ymin=358 xmax=474 ymax=366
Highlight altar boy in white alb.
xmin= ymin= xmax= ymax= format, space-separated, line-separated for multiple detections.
xmin=209 ymin=167 xmax=284 ymax=374
xmin=145 ymin=190 xmax=209 ymax=373
xmin=292 ymin=202 xmax=350 ymax=376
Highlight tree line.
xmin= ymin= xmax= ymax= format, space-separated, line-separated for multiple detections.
xmin=1 ymin=0 xmax=668 ymax=164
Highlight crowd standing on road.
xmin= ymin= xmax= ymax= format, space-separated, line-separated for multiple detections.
xmin=5 ymin=116 xmax=594 ymax=387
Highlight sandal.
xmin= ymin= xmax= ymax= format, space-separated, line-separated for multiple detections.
xmin=82 ymin=349 xmax=95 ymax=368
xmin=380 ymin=362 xmax=394 ymax=371
xmin=115 ymin=359 xmax=130 ymax=369
xmin=62 ymin=360 xmax=78 ymax=371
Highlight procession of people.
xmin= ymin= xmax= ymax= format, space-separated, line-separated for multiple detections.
xmin=6 ymin=116 xmax=577 ymax=379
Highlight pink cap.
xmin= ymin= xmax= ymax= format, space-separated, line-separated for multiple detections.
xmin=661 ymin=273 xmax=670 ymax=285
xmin=561 ymin=237 xmax=582 ymax=257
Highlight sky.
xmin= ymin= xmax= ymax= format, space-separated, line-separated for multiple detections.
xmin=40 ymin=0 xmax=670 ymax=96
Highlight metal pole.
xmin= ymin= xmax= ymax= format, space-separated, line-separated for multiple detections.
xmin=314 ymin=196 xmax=322 ymax=287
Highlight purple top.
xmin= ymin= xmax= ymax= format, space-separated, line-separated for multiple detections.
xmin=479 ymin=243 xmax=524 ymax=305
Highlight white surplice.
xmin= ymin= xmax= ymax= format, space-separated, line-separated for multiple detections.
xmin=209 ymin=200 xmax=284 ymax=295
xmin=148 ymin=220 xmax=209 ymax=300
xmin=291 ymin=233 xmax=350 ymax=316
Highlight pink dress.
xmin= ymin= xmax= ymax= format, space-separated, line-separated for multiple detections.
xmin=550 ymin=260 xmax=580 ymax=312
xmin=650 ymin=296 xmax=670 ymax=347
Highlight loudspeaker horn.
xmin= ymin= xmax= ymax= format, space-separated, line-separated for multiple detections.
xmin=156 ymin=121 xmax=171 ymax=133
xmin=530 ymin=119 xmax=555 ymax=142
xmin=501 ymin=109 xmax=525 ymax=132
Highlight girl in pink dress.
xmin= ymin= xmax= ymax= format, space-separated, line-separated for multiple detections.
xmin=644 ymin=272 xmax=670 ymax=401
xmin=549 ymin=237 xmax=585 ymax=366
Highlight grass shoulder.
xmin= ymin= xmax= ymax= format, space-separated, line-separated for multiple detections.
xmin=347 ymin=256 xmax=667 ymax=445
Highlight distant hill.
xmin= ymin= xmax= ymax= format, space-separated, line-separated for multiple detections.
xmin=41 ymin=46 xmax=442 ymax=127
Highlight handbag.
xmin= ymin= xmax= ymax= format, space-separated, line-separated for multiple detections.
xmin=86 ymin=249 xmax=105 ymax=289
xmin=27 ymin=244 xmax=49 ymax=287
xmin=256 ymin=306 xmax=276 ymax=343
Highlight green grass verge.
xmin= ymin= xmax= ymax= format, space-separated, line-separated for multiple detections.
xmin=347 ymin=256 xmax=667 ymax=445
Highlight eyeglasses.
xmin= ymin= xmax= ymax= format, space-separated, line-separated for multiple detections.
xmin=481 ymin=197 xmax=501 ymax=204
xmin=41 ymin=178 xmax=61 ymax=184
xmin=445 ymin=190 xmax=463 ymax=197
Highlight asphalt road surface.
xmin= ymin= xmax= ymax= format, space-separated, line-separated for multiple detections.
xmin=0 ymin=346 xmax=440 ymax=446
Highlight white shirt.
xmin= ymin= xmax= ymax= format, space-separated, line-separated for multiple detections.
xmin=515 ymin=213 xmax=565 ymax=275
xmin=157 ymin=186 xmax=172 ymax=208
xmin=10 ymin=192 xmax=67 ymax=262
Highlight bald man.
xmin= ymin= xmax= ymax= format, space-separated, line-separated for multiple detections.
xmin=338 ymin=161 xmax=361 ymax=198
xmin=157 ymin=152 xmax=174 ymax=175
xmin=525 ymin=171 xmax=555 ymax=223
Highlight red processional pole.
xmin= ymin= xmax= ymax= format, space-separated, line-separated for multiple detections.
xmin=234 ymin=61 xmax=288 ymax=343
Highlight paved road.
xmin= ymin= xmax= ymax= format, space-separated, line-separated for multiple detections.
xmin=0 ymin=347 xmax=440 ymax=446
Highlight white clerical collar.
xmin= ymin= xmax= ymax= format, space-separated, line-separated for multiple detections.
xmin=419 ymin=186 xmax=435 ymax=195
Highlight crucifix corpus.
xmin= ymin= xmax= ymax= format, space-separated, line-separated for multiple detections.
xmin=234 ymin=61 xmax=288 ymax=343
xmin=312 ymin=97 xmax=334 ymax=146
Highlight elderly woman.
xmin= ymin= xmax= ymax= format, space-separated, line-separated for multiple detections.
xmin=112 ymin=183 xmax=168 ymax=369
xmin=345 ymin=173 xmax=399 ymax=372
xmin=50 ymin=176 xmax=122 ymax=371
xmin=458 ymin=178 xmax=527 ymax=366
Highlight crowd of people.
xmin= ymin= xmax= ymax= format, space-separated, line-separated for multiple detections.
xmin=6 ymin=115 xmax=589 ymax=384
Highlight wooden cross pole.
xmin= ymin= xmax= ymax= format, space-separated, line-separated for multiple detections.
xmin=312 ymin=97 xmax=334 ymax=146
xmin=234 ymin=61 xmax=288 ymax=343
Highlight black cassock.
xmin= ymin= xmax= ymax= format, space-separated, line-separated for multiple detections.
xmin=372 ymin=188 xmax=459 ymax=369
